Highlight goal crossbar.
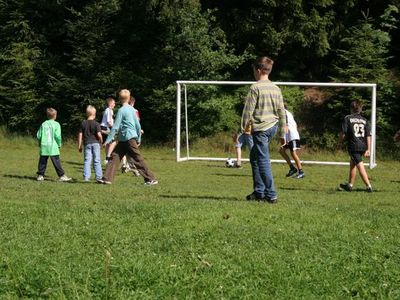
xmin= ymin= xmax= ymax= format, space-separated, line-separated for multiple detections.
xmin=176 ymin=80 xmax=377 ymax=169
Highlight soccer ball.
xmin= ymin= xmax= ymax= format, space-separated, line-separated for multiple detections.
xmin=225 ymin=158 xmax=235 ymax=168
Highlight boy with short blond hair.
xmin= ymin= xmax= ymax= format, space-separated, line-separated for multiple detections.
xmin=36 ymin=108 xmax=71 ymax=182
xmin=78 ymin=105 xmax=103 ymax=183
xmin=103 ymin=89 xmax=158 ymax=185
xmin=101 ymin=96 xmax=116 ymax=163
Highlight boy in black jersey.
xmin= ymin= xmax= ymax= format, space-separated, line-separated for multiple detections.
xmin=339 ymin=100 xmax=373 ymax=192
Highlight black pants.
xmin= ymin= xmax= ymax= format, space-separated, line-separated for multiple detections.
xmin=37 ymin=155 xmax=65 ymax=177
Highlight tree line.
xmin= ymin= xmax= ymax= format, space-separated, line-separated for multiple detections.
xmin=0 ymin=0 xmax=399 ymax=152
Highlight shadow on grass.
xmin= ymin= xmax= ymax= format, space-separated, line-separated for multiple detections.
xmin=211 ymin=173 xmax=250 ymax=177
xmin=3 ymin=174 xmax=79 ymax=183
xmin=64 ymin=160 xmax=82 ymax=166
xmin=160 ymin=194 xmax=242 ymax=201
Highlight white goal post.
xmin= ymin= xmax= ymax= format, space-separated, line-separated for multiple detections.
xmin=176 ymin=80 xmax=377 ymax=169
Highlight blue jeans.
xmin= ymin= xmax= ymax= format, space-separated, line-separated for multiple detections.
xmin=83 ymin=143 xmax=103 ymax=180
xmin=250 ymin=125 xmax=278 ymax=199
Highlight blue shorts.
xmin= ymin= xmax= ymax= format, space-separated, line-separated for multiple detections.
xmin=236 ymin=134 xmax=254 ymax=149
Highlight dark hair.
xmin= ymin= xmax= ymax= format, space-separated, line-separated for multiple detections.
xmin=351 ymin=100 xmax=363 ymax=113
xmin=252 ymin=56 xmax=274 ymax=75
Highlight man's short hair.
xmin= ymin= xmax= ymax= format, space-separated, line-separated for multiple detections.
xmin=86 ymin=105 xmax=96 ymax=116
xmin=351 ymin=100 xmax=363 ymax=114
xmin=46 ymin=108 xmax=57 ymax=119
xmin=119 ymin=89 xmax=130 ymax=102
xmin=252 ymin=56 xmax=274 ymax=75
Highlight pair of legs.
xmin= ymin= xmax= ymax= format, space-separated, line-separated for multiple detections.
xmin=249 ymin=125 xmax=278 ymax=200
xmin=83 ymin=143 xmax=103 ymax=181
xmin=107 ymin=141 xmax=139 ymax=175
xmin=104 ymin=139 xmax=156 ymax=183
xmin=348 ymin=155 xmax=371 ymax=187
xmin=37 ymin=155 xmax=65 ymax=177
xmin=235 ymin=134 xmax=254 ymax=166
xmin=279 ymin=140 xmax=303 ymax=177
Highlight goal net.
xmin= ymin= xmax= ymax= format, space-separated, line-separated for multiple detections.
xmin=176 ymin=80 xmax=377 ymax=169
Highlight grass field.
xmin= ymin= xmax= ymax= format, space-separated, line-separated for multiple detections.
xmin=1 ymin=135 xmax=399 ymax=299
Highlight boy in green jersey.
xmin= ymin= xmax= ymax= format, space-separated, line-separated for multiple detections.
xmin=36 ymin=108 xmax=72 ymax=182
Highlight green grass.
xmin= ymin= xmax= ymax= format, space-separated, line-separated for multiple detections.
xmin=0 ymin=136 xmax=399 ymax=299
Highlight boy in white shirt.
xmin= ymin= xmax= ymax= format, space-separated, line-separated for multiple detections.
xmin=279 ymin=102 xmax=304 ymax=178
xmin=100 ymin=96 xmax=116 ymax=163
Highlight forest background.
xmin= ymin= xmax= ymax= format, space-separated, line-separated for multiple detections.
xmin=0 ymin=0 xmax=399 ymax=154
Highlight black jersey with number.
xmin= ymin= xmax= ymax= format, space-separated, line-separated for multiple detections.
xmin=342 ymin=113 xmax=371 ymax=152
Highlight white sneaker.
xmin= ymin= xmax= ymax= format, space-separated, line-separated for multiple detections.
xmin=144 ymin=180 xmax=158 ymax=186
xmin=59 ymin=175 xmax=72 ymax=182
xmin=37 ymin=175 xmax=44 ymax=181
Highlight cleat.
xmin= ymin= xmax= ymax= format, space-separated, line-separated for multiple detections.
xmin=366 ymin=186 xmax=373 ymax=193
xmin=263 ymin=197 xmax=278 ymax=204
xmin=59 ymin=175 xmax=72 ymax=182
xmin=286 ymin=167 xmax=297 ymax=177
xmin=295 ymin=172 xmax=305 ymax=179
xmin=144 ymin=180 xmax=158 ymax=186
xmin=339 ymin=183 xmax=352 ymax=192
xmin=37 ymin=175 xmax=44 ymax=181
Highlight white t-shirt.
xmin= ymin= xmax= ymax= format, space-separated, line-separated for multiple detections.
xmin=101 ymin=107 xmax=113 ymax=128
xmin=282 ymin=109 xmax=300 ymax=142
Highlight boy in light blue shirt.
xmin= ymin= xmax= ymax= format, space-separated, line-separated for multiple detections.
xmin=103 ymin=89 xmax=157 ymax=185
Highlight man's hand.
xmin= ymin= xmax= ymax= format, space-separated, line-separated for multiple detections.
xmin=78 ymin=146 xmax=82 ymax=153
xmin=364 ymin=150 xmax=370 ymax=157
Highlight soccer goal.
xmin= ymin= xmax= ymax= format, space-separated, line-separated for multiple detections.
xmin=176 ymin=80 xmax=377 ymax=169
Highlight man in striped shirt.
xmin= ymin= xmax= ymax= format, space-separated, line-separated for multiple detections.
xmin=242 ymin=56 xmax=286 ymax=203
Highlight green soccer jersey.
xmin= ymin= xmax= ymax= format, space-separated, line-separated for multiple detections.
xmin=37 ymin=119 xmax=62 ymax=156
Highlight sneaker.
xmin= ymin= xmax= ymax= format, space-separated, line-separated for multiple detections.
xmin=37 ymin=175 xmax=44 ymax=181
xmin=121 ymin=165 xmax=131 ymax=173
xmin=263 ymin=197 xmax=278 ymax=204
xmin=59 ymin=175 xmax=72 ymax=182
xmin=366 ymin=186 xmax=373 ymax=193
xmin=339 ymin=183 xmax=352 ymax=192
xmin=295 ymin=172 xmax=305 ymax=179
xmin=245 ymin=192 xmax=263 ymax=201
xmin=286 ymin=167 xmax=297 ymax=177
xmin=96 ymin=179 xmax=105 ymax=184
xmin=132 ymin=169 xmax=141 ymax=177
xmin=103 ymin=160 xmax=108 ymax=165
xmin=144 ymin=180 xmax=158 ymax=186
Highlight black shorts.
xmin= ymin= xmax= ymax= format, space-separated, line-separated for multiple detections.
xmin=349 ymin=151 xmax=364 ymax=165
xmin=283 ymin=139 xmax=301 ymax=151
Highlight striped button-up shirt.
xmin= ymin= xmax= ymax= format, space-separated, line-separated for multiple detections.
xmin=241 ymin=80 xmax=286 ymax=135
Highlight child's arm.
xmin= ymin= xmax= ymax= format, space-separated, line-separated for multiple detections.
xmin=365 ymin=135 xmax=371 ymax=157
xmin=78 ymin=132 xmax=83 ymax=152
xmin=55 ymin=123 xmax=62 ymax=147
xmin=133 ymin=113 xmax=142 ymax=145
xmin=36 ymin=125 xmax=42 ymax=146
xmin=97 ymin=132 xmax=103 ymax=145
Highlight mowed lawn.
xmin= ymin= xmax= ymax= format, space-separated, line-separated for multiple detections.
xmin=0 ymin=136 xmax=399 ymax=299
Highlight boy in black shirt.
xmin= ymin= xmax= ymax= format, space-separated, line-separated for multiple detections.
xmin=78 ymin=105 xmax=104 ymax=183
xmin=339 ymin=100 xmax=373 ymax=192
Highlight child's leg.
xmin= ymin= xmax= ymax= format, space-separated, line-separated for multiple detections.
xmin=37 ymin=155 xmax=49 ymax=175
xmin=356 ymin=162 xmax=371 ymax=187
xmin=125 ymin=139 xmax=156 ymax=182
xmin=106 ymin=141 xmax=117 ymax=159
xmin=279 ymin=147 xmax=292 ymax=166
xmin=348 ymin=159 xmax=357 ymax=186
xmin=83 ymin=144 xmax=93 ymax=180
xmin=50 ymin=155 xmax=65 ymax=177
xmin=92 ymin=143 xmax=103 ymax=180
xmin=290 ymin=149 xmax=303 ymax=171
xmin=103 ymin=142 xmax=126 ymax=182
xmin=236 ymin=146 xmax=242 ymax=166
